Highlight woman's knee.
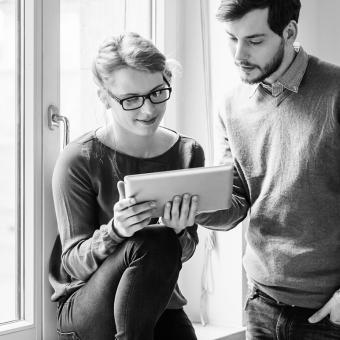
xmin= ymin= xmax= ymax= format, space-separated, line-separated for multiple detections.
xmin=127 ymin=227 xmax=182 ymax=267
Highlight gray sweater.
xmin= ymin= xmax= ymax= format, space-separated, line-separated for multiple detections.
xmin=196 ymin=47 xmax=340 ymax=309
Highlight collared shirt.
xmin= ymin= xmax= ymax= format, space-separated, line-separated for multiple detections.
xmin=249 ymin=45 xmax=309 ymax=98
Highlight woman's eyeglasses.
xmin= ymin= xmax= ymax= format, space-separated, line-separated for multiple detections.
xmin=107 ymin=77 xmax=172 ymax=111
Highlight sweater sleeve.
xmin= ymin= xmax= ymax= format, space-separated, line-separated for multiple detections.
xmin=195 ymin=108 xmax=250 ymax=229
xmin=177 ymin=141 xmax=204 ymax=262
xmin=52 ymin=143 xmax=125 ymax=282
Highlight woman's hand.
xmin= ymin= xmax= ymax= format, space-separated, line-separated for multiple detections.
xmin=161 ymin=194 xmax=199 ymax=234
xmin=113 ymin=181 xmax=156 ymax=238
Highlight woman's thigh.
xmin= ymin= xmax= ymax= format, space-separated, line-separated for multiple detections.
xmin=56 ymin=291 xmax=82 ymax=340
xmin=57 ymin=227 xmax=182 ymax=340
xmin=154 ymin=309 xmax=197 ymax=340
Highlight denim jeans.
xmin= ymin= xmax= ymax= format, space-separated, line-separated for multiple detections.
xmin=56 ymin=227 xmax=197 ymax=340
xmin=245 ymin=285 xmax=340 ymax=340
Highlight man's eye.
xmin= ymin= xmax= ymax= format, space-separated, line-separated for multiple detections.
xmin=249 ymin=41 xmax=262 ymax=45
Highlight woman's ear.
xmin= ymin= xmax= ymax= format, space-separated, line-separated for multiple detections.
xmin=97 ymin=88 xmax=111 ymax=110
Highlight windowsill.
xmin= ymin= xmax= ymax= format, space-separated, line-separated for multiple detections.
xmin=0 ymin=320 xmax=34 ymax=336
xmin=193 ymin=323 xmax=245 ymax=340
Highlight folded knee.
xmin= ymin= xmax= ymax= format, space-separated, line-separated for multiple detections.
xmin=127 ymin=227 xmax=182 ymax=267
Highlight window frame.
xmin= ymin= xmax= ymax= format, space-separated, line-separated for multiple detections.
xmin=0 ymin=0 xmax=58 ymax=338
xmin=0 ymin=0 xmax=156 ymax=339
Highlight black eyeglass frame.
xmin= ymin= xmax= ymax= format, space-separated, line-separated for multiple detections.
xmin=107 ymin=76 xmax=172 ymax=111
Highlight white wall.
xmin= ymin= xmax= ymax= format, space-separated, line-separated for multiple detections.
xmin=299 ymin=0 xmax=340 ymax=65
xmin=165 ymin=0 xmax=244 ymax=328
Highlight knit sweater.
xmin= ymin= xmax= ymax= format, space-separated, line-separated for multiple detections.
xmin=196 ymin=47 xmax=340 ymax=309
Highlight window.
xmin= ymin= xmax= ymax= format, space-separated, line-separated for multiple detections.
xmin=0 ymin=0 xmax=17 ymax=325
xmin=0 ymin=1 xmax=154 ymax=339
xmin=60 ymin=0 xmax=152 ymax=141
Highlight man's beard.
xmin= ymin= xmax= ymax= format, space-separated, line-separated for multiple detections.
xmin=238 ymin=39 xmax=285 ymax=84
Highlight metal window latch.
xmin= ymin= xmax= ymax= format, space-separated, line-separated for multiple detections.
xmin=48 ymin=104 xmax=70 ymax=148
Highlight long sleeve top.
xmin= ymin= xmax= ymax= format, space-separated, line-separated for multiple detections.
xmin=196 ymin=47 xmax=340 ymax=309
xmin=49 ymin=128 xmax=205 ymax=309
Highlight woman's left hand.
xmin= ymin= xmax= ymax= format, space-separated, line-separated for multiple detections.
xmin=161 ymin=194 xmax=199 ymax=234
xmin=308 ymin=288 xmax=340 ymax=325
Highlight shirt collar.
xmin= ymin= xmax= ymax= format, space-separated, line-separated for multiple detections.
xmin=249 ymin=45 xmax=309 ymax=98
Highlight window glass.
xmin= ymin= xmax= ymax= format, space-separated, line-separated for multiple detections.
xmin=60 ymin=0 xmax=152 ymax=142
xmin=0 ymin=0 xmax=17 ymax=324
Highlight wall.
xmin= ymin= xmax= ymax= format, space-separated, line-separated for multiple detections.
xmin=163 ymin=0 xmax=244 ymax=328
xmin=299 ymin=0 xmax=340 ymax=65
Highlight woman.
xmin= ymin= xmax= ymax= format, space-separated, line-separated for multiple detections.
xmin=49 ymin=32 xmax=204 ymax=340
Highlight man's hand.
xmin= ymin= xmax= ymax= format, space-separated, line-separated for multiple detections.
xmin=308 ymin=289 xmax=340 ymax=325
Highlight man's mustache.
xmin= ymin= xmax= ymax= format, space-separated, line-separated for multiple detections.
xmin=235 ymin=61 xmax=257 ymax=68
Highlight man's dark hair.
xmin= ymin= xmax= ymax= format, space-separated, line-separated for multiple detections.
xmin=216 ymin=0 xmax=301 ymax=36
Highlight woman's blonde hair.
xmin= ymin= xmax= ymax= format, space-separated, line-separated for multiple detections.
xmin=92 ymin=32 xmax=173 ymax=89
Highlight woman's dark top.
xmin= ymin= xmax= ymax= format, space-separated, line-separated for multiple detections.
xmin=49 ymin=129 xmax=205 ymax=309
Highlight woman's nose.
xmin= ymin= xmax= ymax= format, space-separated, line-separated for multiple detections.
xmin=140 ymin=98 xmax=156 ymax=115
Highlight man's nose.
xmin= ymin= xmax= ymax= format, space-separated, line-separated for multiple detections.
xmin=234 ymin=41 xmax=248 ymax=62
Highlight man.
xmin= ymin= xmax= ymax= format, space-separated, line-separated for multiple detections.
xmin=196 ymin=0 xmax=340 ymax=339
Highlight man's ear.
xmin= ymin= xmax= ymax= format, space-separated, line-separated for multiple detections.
xmin=97 ymin=88 xmax=111 ymax=109
xmin=283 ymin=20 xmax=298 ymax=43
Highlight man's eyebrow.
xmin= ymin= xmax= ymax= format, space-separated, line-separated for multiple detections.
xmin=225 ymin=31 xmax=266 ymax=39
xmin=245 ymin=34 xmax=266 ymax=39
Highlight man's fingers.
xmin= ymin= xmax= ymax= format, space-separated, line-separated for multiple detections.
xmin=308 ymin=298 xmax=332 ymax=323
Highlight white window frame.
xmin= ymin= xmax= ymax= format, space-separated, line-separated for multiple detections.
xmin=0 ymin=0 xmax=59 ymax=338
xmin=0 ymin=1 xmax=157 ymax=339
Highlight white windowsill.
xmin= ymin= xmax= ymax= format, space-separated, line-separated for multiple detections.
xmin=193 ymin=323 xmax=245 ymax=340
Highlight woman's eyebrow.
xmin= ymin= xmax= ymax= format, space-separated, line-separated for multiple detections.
xmin=121 ymin=83 xmax=165 ymax=97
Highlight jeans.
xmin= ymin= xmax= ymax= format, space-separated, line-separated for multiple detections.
xmin=56 ymin=227 xmax=197 ymax=340
xmin=245 ymin=285 xmax=340 ymax=340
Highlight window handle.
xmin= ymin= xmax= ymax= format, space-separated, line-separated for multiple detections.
xmin=48 ymin=105 xmax=70 ymax=148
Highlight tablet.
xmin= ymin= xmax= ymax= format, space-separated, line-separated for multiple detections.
xmin=124 ymin=164 xmax=233 ymax=217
